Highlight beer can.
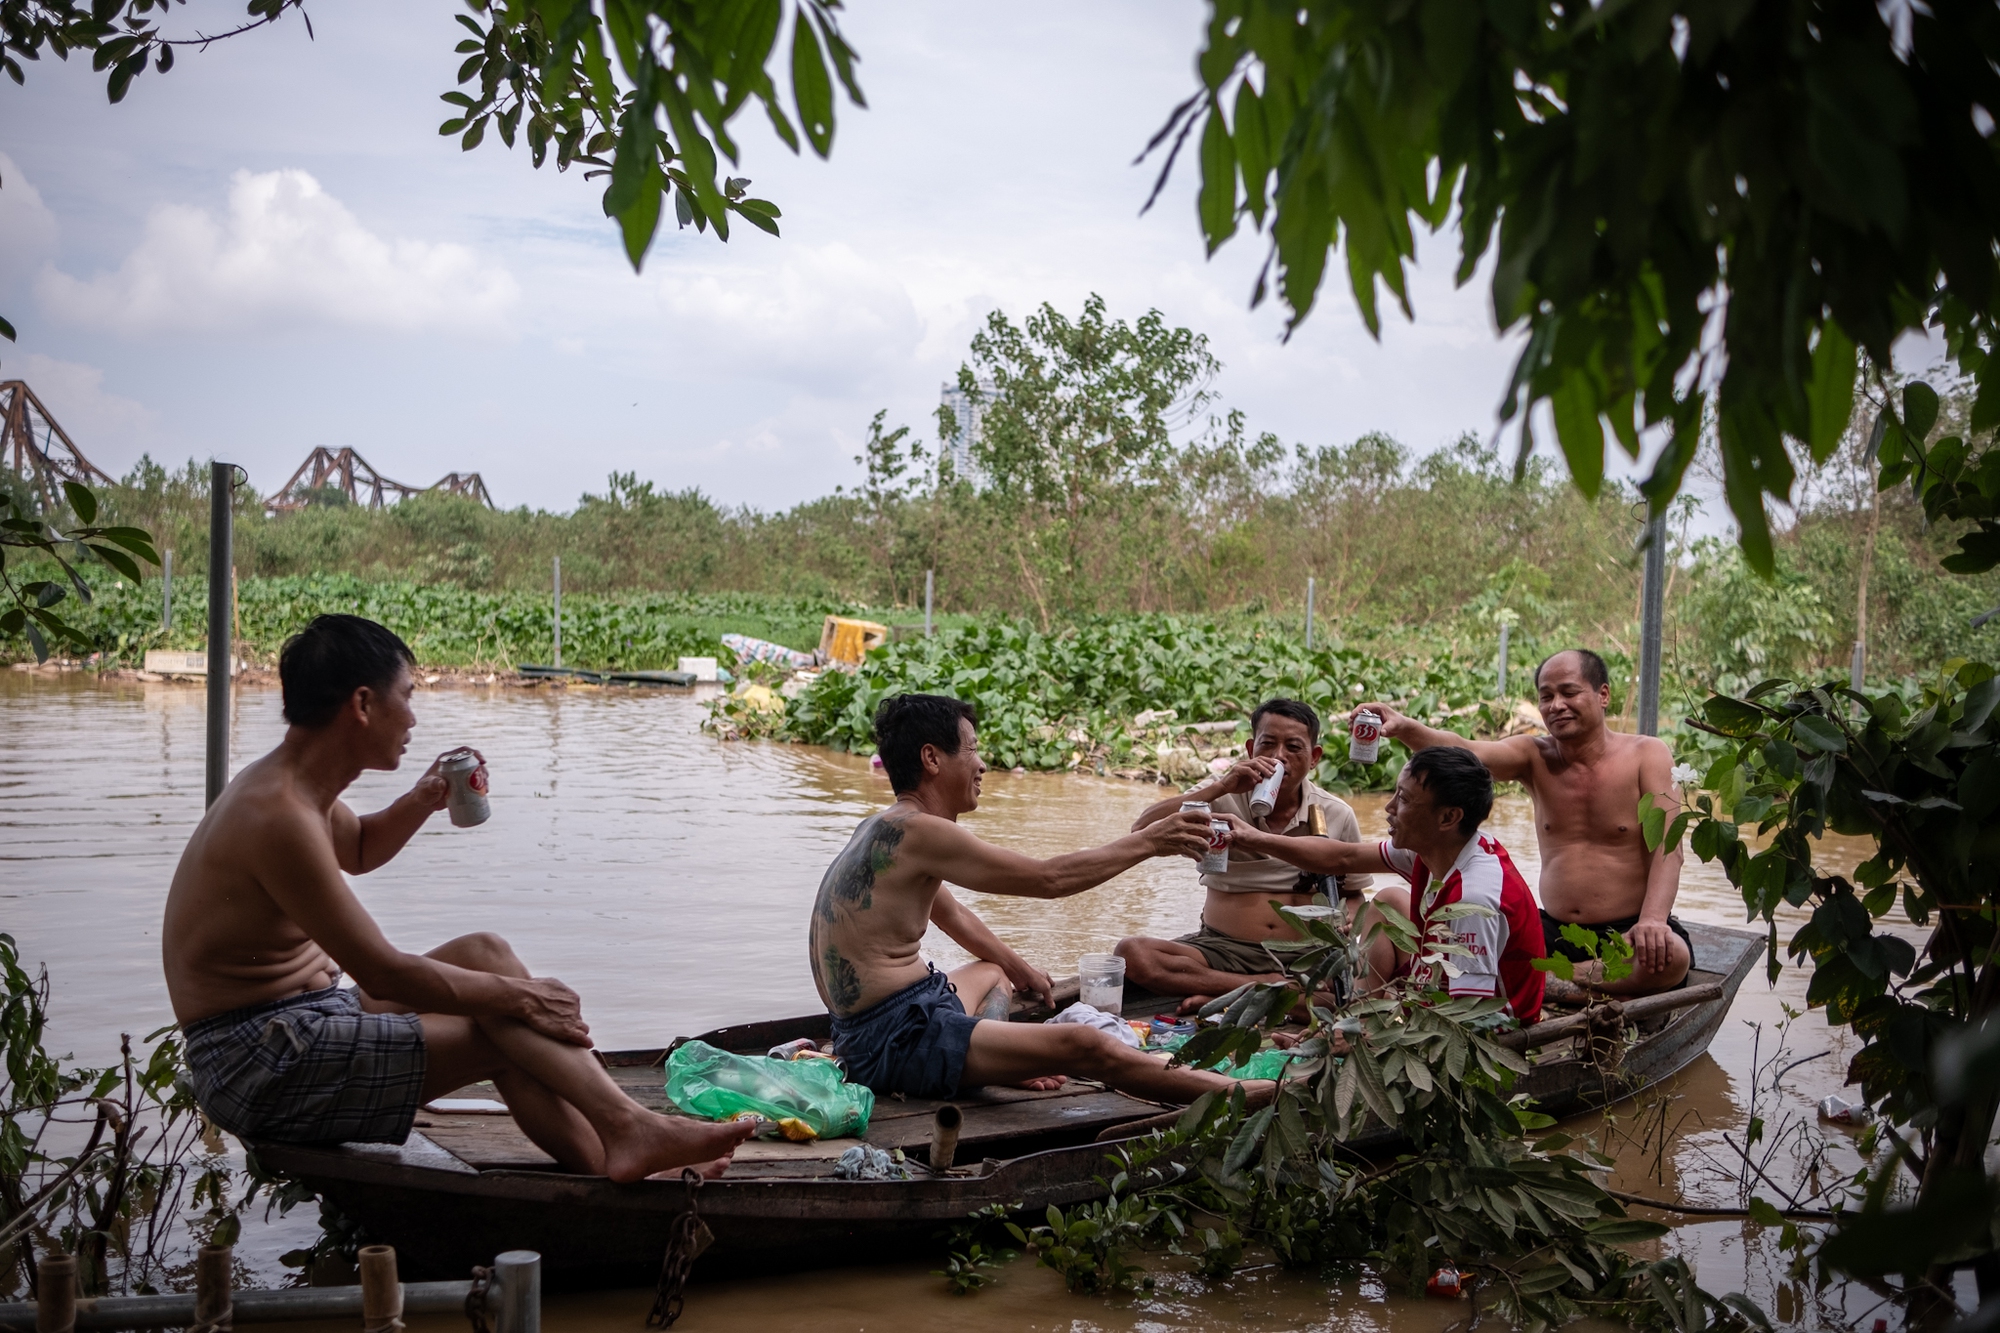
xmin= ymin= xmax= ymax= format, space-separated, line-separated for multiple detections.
xmin=1349 ymin=709 xmax=1383 ymax=765
xmin=1201 ymin=819 xmax=1231 ymax=875
xmin=438 ymin=747 xmax=490 ymax=828
xmin=1248 ymin=760 xmax=1286 ymax=817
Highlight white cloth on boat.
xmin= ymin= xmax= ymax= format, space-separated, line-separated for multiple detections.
xmin=1046 ymin=1002 xmax=1141 ymax=1047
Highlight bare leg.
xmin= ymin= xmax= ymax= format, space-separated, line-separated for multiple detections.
xmin=946 ymin=961 xmax=1062 ymax=1090
xmin=961 ymin=1019 xmax=1268 ymax=1105
xmin=1350 ymin=887 xmax=1414 ymax=993
xmin=1566 ymin=930 xmax=1693 ymax=996
xmin=1114 ymin=936 xmax=1281 ymax=1007
xmin=364 ymin=933 xmax=755 ymax=1182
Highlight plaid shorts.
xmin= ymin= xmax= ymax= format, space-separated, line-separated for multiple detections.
xmin=183 ymin=983 xmax=428 ymax=1145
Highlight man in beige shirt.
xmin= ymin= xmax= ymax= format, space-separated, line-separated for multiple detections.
xmin=1116 ymin=699 xmax=1371 ymax=1006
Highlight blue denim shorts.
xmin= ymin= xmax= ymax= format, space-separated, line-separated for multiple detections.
xmin=829 ymin=967 xmax=981 ymax=1099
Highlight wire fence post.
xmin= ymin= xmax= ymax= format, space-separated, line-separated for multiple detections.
xmin=552 ymin=556 xmax=562 ymax=669
xmin=1305 ymin=576 xmax=1315 ymax=651
xmin=162 ymin=549 xmax=172 ymax=632
xmin=1497 ymin=619 xmax=1510 ymax=697
xmin=924 ymin=569 xmax=934 ymax=638
xmin=1637 ymin=511 xmax=1667 ymax=737
xmin=205 ymin=464 xmax=234 ymax=807
xmin=1850 ymin=641 xmax=1866 ymax=694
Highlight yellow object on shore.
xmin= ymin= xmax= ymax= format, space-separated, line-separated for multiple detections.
xmin=733 ymin=682 xmax=783 ymax=712
xmin=819 ymin=615 xmax=889 ymax=667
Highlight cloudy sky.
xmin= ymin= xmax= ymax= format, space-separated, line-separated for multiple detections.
xmin=6 ymin=2 xmax=1671 ymax=514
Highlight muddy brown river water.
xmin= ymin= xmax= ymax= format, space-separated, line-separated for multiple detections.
xmin=0 ymin=670 xmax=1958 ymax=1329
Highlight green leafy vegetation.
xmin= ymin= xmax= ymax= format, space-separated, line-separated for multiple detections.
xmin=1650 ymin=664 xmax=2000 ymax=1319
xmin=713 ymin=615 xmax=1549 ymax=789
xmin=975 ymin=907 xmax=1772 ymax=1328
xmin=0 ymin=935 xmax=240 ymax=1298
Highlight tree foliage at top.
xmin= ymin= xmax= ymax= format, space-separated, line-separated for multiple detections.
xmin=0 ymin=0 xmax=863 ymax=288
xmin=14 ymin=0 xmax=2000 ymax=578
xmin=1154 ymin=0 xmax=2000 ymax=573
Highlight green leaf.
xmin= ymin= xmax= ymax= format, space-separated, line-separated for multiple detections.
xmin=791 ymin=10 xmax=835 ymax=157
xmin=1197 ymin=97 xmax=1239 ymax=253
xmin=1790 ymin=714 xmax=1848 ymax=754
xmin=1587 ymin=1218 xmax=1670 ymax=1244
xmin=1703 ymin=695 xmax=1765 ymax=736
xmin=62 ymin=481 xmax=97 ymax=524
xmin=0 ymin=313 xmax=15 ymax=342
xmin=1903 ymin=381 xmax=1939 ymax=441
xmin=1550 ymin=373 xmax=1605 ymax=499
xmin=1746 ymin=1196 xmax=1785 ymax=1228
xmin=1806 ymin=320 xmax=1857 ymax=462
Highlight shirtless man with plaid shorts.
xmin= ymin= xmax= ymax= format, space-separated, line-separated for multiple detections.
xmin=163 ymin=614 xmax=754 ymax=1181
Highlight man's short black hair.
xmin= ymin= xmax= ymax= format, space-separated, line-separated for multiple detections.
xmin=873 ymin=693 xmax=978 ymax=793
xmin=1405 ymin=746 xmax=1494 ymax=834
xmin=280 ymin=615 xmax=415 ymax=728
xmin=1535 ymin=647 xmax=1610 ymax=692
xmin=1249 ymin=697 xmax=1320 ymax=744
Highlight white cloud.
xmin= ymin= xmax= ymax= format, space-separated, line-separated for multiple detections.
xmin=650 ymin=242 xmax=924 ymax=393
xmin=5 ymin=355 xmax=160 ymax=473
xmin=0 ymin=155 xmax=58 ymax=288
xmin=38 ymin=169 xmax=517 ymax=336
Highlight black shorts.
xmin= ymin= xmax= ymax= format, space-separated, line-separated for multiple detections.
xmin=1539 ymin=909 xmax=1691 ymax=989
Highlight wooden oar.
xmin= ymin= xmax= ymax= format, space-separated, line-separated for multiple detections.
xmin=1493 ymin=982 xmax=1723 ymax=1051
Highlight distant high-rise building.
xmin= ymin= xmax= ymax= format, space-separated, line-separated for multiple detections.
xmin=938 ymin=379 xmax=994 ymax=486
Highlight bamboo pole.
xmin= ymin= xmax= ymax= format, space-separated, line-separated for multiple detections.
xmin=930 ymin=1104 xmax=962 ymax=1170
xmin=193 ymin=1244 xmax=232 ymax=1333
xmin=0 ymin=1283 xmax=478 ymax=1332
xmin=357 ymin=1248 xmax=400 ymax=1333
xmin=34 ymin=1255 xmax=75 ymax=1333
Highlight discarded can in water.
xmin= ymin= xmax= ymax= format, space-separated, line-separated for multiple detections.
xmin=1426 ymin=1266 xmax=1464 ymax=1299
xmin=1181 ymin=800 xmax=1230 ymax=874
xmin=438 ymin=748 xmax=490 ymax=828
xmin=1248 ymin=760 xmax=1286 ymax=818
xmin=768 ymin=1037 xmax=819 ymax=1061
xmin=1349 ymin=709 xmax=1383 ymax=765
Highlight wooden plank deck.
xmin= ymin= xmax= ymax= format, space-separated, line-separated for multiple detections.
xmin=410 ymin=1068 xmax=1168 ymax=1177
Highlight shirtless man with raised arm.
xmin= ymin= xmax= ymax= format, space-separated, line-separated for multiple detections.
xmin=810 ymin=693 xmax=1270 ymax=1104
xmin=163 ymin=614 xmax=754 ymax=1182
xmin=1356 ymin=647 xmax=1691 ymax=995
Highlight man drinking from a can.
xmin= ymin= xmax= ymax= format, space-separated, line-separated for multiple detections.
xmin=1115 ymin=699 xmax=1371 ymax=1012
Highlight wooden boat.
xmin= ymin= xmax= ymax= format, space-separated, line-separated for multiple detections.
xmin=254 ymin=921 xmax=1763 ymax=1285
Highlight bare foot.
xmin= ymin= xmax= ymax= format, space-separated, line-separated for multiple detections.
xmin=1176 ymin=994 xmax=1213 ymax=1016
xmin=1015 ymin=1075 xmax=1068 ymax=1091
xmin=648 ymin=1153 xmax=736 ymax=1182
xmin=603 ymin=1111 xmax=758 ymax=1184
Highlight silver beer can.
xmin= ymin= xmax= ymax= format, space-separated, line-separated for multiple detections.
xmin=1248 ymin=760 xmax=1286 ymax=817
xmin=438 ymin=747 xmax=490 ymax=828
xmin=1349 ymin=709 xmax=1383 ymax=764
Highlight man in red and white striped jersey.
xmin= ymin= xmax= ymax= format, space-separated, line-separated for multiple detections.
xmin=1217 ymin=746 xmax=1545 ymax=1024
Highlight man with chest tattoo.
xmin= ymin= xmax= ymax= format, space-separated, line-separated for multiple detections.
xmin=810 ymin=693 xmax=1275 ymax=1104
xmin=1355 ymin=648 xmax=1691 ymax=995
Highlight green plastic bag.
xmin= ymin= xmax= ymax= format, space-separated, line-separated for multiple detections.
xmin=664 ymin=1040 xmax=874 ymax=1140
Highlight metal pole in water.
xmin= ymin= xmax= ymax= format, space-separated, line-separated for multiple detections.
xmin=552 ymin=557 xmax=562 ymax=669
xmin=491 ymin=1251 xmax=540 ymax=1333
xmin=1305 ymin=576 xmax=1315 ymax=651
xmin=161 ymin=550 xmax=172 ymax=632
xmin=1497 ymin=620 xmax=1510 ymax=697
xmin=205 ymin=464 xmax=234 ymax=807
xmin=925 ymin=569 xmax=934 ymax=637
xmin=1637 ymin=511 xmax=1667 ymax=737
